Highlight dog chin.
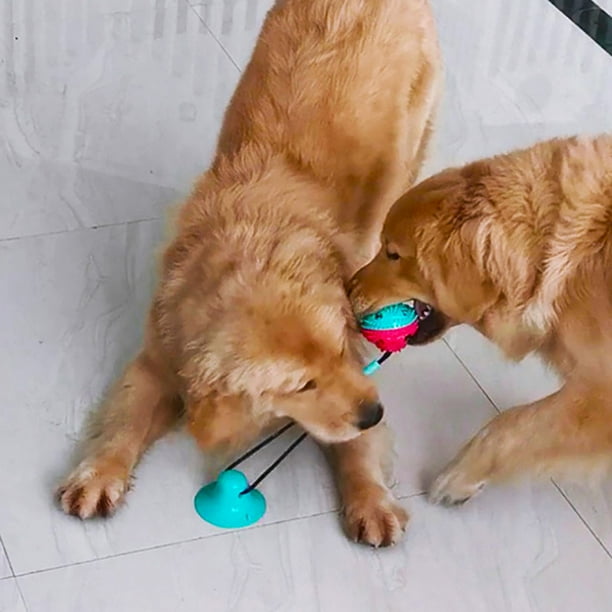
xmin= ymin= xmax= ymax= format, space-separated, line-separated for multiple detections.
xmin=301 ymin=424 xmax=363 ymax=445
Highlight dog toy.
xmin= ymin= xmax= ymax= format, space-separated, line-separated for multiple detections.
xmin=194 ymin=469 xmax=266 ymax=528
xmin=194 ymin=422 xmax=305 ymax=528
xmin=360 ymin=302 xmax=419 ymax=374
xmin=194 ymin=302 xmax=418 ymax=528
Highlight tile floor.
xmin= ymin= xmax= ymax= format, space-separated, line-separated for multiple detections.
xmin=0 ymin=0 xmax=611 ymax=610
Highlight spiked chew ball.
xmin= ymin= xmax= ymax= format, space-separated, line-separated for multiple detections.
xmin=359 ymin=302 xmax=419 ymax=352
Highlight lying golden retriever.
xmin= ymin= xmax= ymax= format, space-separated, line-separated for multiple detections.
xmin=57 ymin=0 xmax=441 ymax=546
xmin=350 ymin=134 xmax=612 ymax=506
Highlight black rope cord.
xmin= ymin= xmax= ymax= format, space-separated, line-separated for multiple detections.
xmin=225 ymin=421 xmax=295 ymax=471
xmin=376 ymin=351 xmax=392 ymax=366
xmin=240 ymin=432 xmax=308 ymax=496
xmin=224 ymin=421 xmax=308 ymax=496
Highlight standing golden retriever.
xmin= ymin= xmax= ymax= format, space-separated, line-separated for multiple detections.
xmin=350 ymin=134 xmax=612 ymax=506
xmin=57 ymin=0 xmax=441 ymax=546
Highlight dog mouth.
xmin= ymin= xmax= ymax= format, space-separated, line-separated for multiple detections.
xmin=409 ymin=299 xmax=433 ymax=321
xmin=406 ymin=299 xmax=449 ymax=345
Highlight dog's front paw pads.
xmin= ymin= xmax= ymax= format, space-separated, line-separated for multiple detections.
xmin=343 ymin=489 xmax=409 ymax=547
xmin=57 ymin=464 xmax=129 ymax=519
xmin=428 ymin=465 xmax=486 ymax=507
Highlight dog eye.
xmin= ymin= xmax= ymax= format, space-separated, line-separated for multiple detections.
xmin=386 ymin=249 xmax=400 ymax=260
xmin=297 ymin=379 xmax=317 ymax=392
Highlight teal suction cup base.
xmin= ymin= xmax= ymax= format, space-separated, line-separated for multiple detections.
xmin=194 ymin=469 xmax=266 ymax=528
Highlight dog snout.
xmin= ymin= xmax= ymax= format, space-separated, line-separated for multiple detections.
xmin=356 ymin=400 xmax=384 ymax=430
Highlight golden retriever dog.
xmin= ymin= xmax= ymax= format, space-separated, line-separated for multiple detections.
xmin=57 ymin=0 xmax=441 ymax=546
xmin=350 ymin=134 xmax=612 ymax=506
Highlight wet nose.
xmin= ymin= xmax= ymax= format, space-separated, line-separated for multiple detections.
xmin=357 ymin=401 xmax=384 ymax=430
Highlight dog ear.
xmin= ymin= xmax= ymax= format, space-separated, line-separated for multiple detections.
xmin=187 ymin=391 xmax=259 ymax=453
xmin=440 ymin=264 xmax=499 ymax=323
xmin=432 ymin=217 xmax=500 ymax=323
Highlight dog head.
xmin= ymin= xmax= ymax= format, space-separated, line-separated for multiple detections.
xmin=184 ymin=288 xmax=382 ymax=450
xmin=350 ymin=166 xmax=503 ymax=346
xmin=169 ymin=203 xmax=383 ymax=453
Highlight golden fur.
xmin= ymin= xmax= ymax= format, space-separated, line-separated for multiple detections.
xmin=350 ymin=134 xmax=612 ymax=505
xmin=57 ymin=0 xmax=441 ymax=546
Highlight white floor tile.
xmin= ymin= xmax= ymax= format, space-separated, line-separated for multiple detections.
xmin=559 ymin=480 xmax=612 ymax=552
xmin=1 ymin=0 xmax=239 ymax=236
xmin=0 ymin=579 xmax=27 ymax=612
xmin=376 ymin=341 xmax=498 ymax=492
xmin=424 ymin=0 xmax=612 ymax=177
xmin=15 ymin=488 xmax=612 ymax=612
xmin=0 ymin=221 xmax=498 ymax=574
xmin=0 ymin=231 xmax=329 ymax=573
xmin=0 ymin=218 xmax=338 ymax=574
xmin=0 ymin=159 xmax=181 ymax=241
xmin=445 ymin=326 xmax=562 ymax=410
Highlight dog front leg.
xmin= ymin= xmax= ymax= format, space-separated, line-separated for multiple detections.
xmin=429 ymin=381 xmax=612 ymax=506
xmin=327 ymin=423 xmax=408 ymax=547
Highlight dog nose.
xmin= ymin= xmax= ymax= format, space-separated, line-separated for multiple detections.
xmin=357 ymin=401 xmax=384 ymax=430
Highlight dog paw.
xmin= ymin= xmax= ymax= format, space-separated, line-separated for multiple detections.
xmin=342 ymin=487 xmax=409 ymax=547
xmin=428 ymin=463 xmax=487 ymax=507
xmin=57 ymin=462 xmax=130 ymax=519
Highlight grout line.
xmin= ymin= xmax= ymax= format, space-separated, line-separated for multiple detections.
xmin=10 ymin=509 xmax=341 ymax=578
xmin=14 ymin=579 xmax=31 ymax=612
xmin=552 ymin=480 xmax=612 ymax=560
xmin=11 ymin=491 xmax=425 ymax=580
xmin=183 ymin=0 xmax=241 ymax=72
xmin=0 ymin=535 xmax=30 ymax=611
xmin=0 ymin=216 xmax=163 ymax=245
xmin=0 ymin=535 xmax=16 ymax=578
xmin=442 ymin=337 xmax=501 ymax=415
